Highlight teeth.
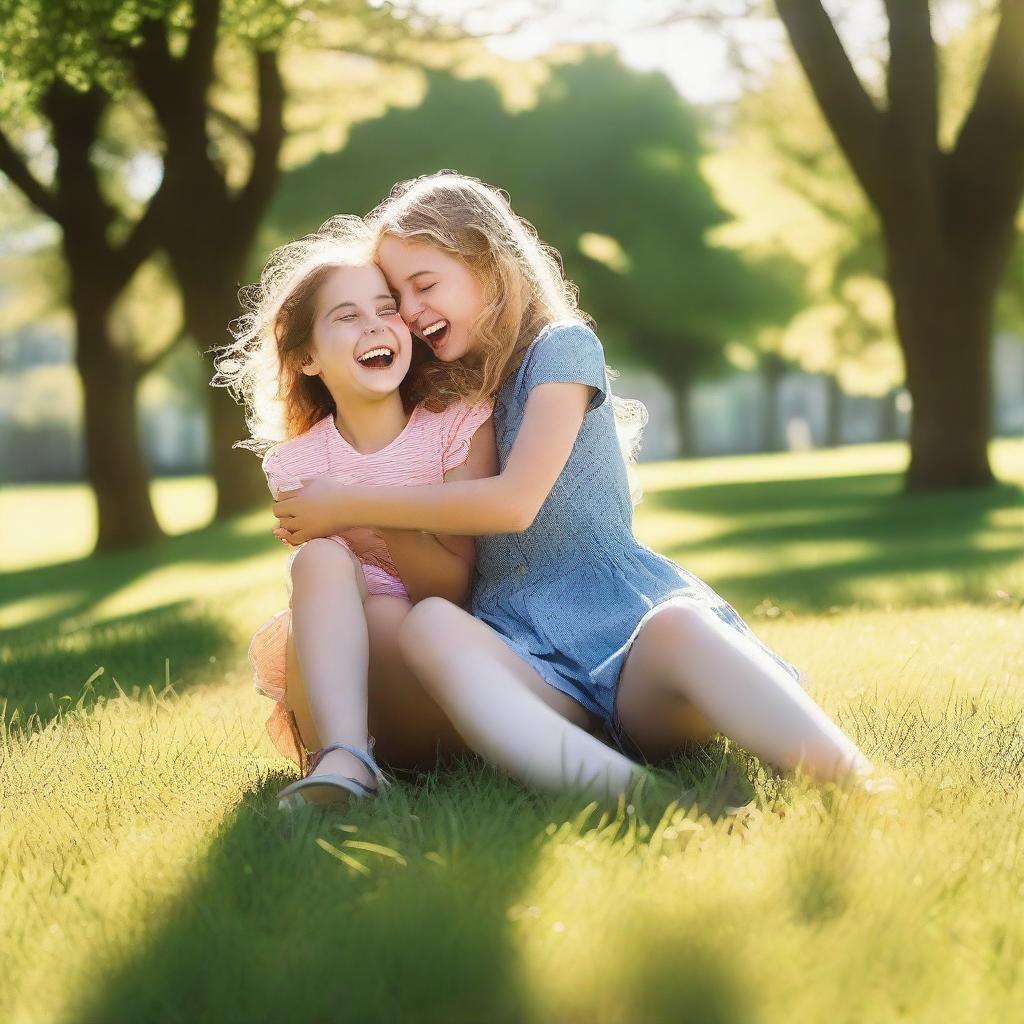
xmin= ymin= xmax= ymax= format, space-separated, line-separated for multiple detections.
xmin=422 ymin=321 xmax=447 ymax=337
xmin=357 ymin=346 xmax=393 ymax=363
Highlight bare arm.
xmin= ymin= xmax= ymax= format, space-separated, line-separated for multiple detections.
xmin=375 ymin=417 xmax=499 ymax=604
xmin=273 ymin=382 xmax=595 ymax=542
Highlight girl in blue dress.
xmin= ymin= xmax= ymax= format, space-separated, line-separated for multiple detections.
xmin=272 ymin=172 xmax=890 ymax=802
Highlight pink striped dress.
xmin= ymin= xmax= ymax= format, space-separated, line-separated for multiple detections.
xmin=249 ymin=399 xmax=493 ymax=768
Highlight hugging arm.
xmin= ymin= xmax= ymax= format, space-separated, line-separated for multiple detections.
xmin=375 ymin=416 xmax=499 ymax=603
xmin=273 ymin=381 xmax=595 ymax=541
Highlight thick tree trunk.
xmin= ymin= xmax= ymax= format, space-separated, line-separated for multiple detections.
xmin=143 ymin=37 xmax=285 ymax=521
xmin=888 ymin=246 xmax=996 ymax=490
xmin=75 ymin=307 xmax=163 ymax=551
xmin=775 ymin=0 xmax=1024 ymax=491
xmin=47 ymin=81 xmax=164 ymax=552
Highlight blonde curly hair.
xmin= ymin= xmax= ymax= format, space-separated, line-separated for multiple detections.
xmin=367 ymin=170 xmax=647 ymax=468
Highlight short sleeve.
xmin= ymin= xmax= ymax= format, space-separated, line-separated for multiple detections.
xmin=440 ymin=400 xmax=494 ymax=476
xmin=262 ymin=439 xmax=323 ymax=500
xmin=520 ymin=322 xmax=608 ymax=413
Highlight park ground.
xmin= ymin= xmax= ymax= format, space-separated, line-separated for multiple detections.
xmin=2 ymin=439 xmax=1023 ymax=1023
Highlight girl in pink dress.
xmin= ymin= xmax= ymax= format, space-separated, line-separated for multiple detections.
xmin=214 ymin=215 xmax=494 ymax=811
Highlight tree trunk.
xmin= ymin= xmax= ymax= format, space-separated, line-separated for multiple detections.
xmin=774 ymin=0 xmax=1024 ymax=492
xmin=888 ymin=245 xmax=996 ymax=490
xmin=75 ymin=307 xmax=163 ymax=551
xmin=760 ymin=354 xmax=785 ymax=453
xmin=178 ymin=281 xmax=271 ymax=517
xmin=146 ymin=39 xmax=285 ymax=521
xmin=209 ymin=378 xmax=270 ymax=515
xmin=824 ymin=372 xmax=843 ymax=447
xmin=48 ymin=80 xmax=164 ymax=552
xmin=668 ymin=374 xmax=697 ymax=458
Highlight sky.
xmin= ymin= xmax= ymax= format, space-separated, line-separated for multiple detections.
xmin=422 ymin=0 xmax=980 ymax=105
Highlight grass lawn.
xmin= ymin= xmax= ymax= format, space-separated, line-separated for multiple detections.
xmin=2 ymin=440 xmax=1022 ymax=1023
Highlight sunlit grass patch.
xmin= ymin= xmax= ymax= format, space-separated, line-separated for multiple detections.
xmin=1 ymin=441 xmax=1022 ymax=1022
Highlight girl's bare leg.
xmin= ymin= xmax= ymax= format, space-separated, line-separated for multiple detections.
xmin=614 ymin=598 xmax=876 ymax=785
xmin=287 ymin=594 xmax=469 ymax=772
xmin=398 ymin=598 xmax=649 ymax=804
xmin=288 ymin=539 xmax=374 ymax=790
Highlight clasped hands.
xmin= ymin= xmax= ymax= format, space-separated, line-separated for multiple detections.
xmin=272 ymin=477 xmax=354 ymax=546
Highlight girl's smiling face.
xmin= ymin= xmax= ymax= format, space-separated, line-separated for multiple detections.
xmin=375 ymin=236 xmax=485 ymax=362
xmin=302 ymin=263 xmax=412 ymax=401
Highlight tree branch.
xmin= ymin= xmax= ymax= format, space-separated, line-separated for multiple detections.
xmin=0 ymin=125 xmax=62 ymax=223
xmin=133 ymin=18 xmax=179 ymax=124
xmin=883 ymin=0 xmax=938 ymax=159
xmin=183 ymin=0 xmax=222 ymax=107
xmin=208 ymin=107 xmax=256 ymax=146
xmin=774 ymin=0 xmax=889 ymax=211
xmin=948 ymin=0 xmax=1024 ymax=236
xmin=111 ymin=176 xmax=171 ymax=284
xmin=881 ymin=0 xmax=941 ymax=236
xmin=44 ymin=83 xmax=120 ymax=263
xmin=234 ymin=48 xmax=285 ymax=228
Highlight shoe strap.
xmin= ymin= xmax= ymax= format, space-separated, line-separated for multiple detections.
xmin=307 ymin=737 xmax=390 ymax=789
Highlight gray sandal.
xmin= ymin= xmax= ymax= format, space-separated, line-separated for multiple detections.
xmin=277 ymin=736 xmax=391 ymax=813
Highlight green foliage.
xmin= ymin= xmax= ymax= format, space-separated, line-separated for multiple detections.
xmin=708 ymin=7 xmax=1024 ymax=390
xmin=0 ymin=0 xmax=296 ymax=104
xmin=706 ymin=60 xmax=898 ymax=391
xmin=267 ymin=50 xmax=804 ymax=380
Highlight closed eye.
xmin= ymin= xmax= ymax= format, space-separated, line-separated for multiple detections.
xmin=418 ymin=283 xmax=437 ymax=293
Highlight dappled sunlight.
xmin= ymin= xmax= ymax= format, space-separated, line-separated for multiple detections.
xmin=1 ymin=484 xmax=100 ymax=572
xmin=150 ymin=476 xmax=216 ymax=534
xmin=2 ymin=603 xmax=241 ymax=722
xmin=630 ymin=441 xmax=1024 ymax=615
xmin=669 ymin=538 xmax=879 ymax=581
xmin=504 ymin=672 xmax=1024 ymax=1021
xmin=633 ymin=507 xmax=725 ymax=549
xmin=1 ymin=477 xmax=220 ymax=572
xmin=635 ymin=441 xmax=913 ymax=492
xmin=3 ymin=445 xmax=1023 ymax=1021
xmin=86 ymin=551 xmax=283 ymax=626
xmin=781 ymin=604 xmax=1024 ymax=705
xmin=0 ymin=589 xmax=85 ymax=631
xmin=506 ymin=802 xmax=765 ymax=1022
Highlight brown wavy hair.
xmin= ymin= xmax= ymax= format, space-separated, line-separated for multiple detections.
xmin=212 ymin=215 xmax=430 ymax=454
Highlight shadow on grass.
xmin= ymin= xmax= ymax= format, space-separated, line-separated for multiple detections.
xmin=649 ymin=472 xmax=1023 ymax=612
xmin=1 ymin=514 xmax=278 ymax=636
xmin=70 ymin=755 xmax=760 ymax=1024
xmin=72 ymin=779 xmax=539 ymax=1023
xmin=1 ymin=601 xmax=236 ymax=727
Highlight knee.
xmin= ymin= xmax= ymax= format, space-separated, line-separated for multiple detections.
xmin=645 ymin=598 xmax=714 ymax=646
xmin=289 ymin=538 xmax=358 ymax=588
xmin=398 ymin=598 xmax=459 ymax=681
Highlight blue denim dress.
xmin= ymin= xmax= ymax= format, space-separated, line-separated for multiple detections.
xmin=470 ymin=321 xmax=804 ymax=757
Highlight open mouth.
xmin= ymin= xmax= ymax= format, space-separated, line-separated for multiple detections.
xmin=420 ymin=320 xmax=450 ymax=350
xmin=355 ymin=345 xmax=397 ymax=370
